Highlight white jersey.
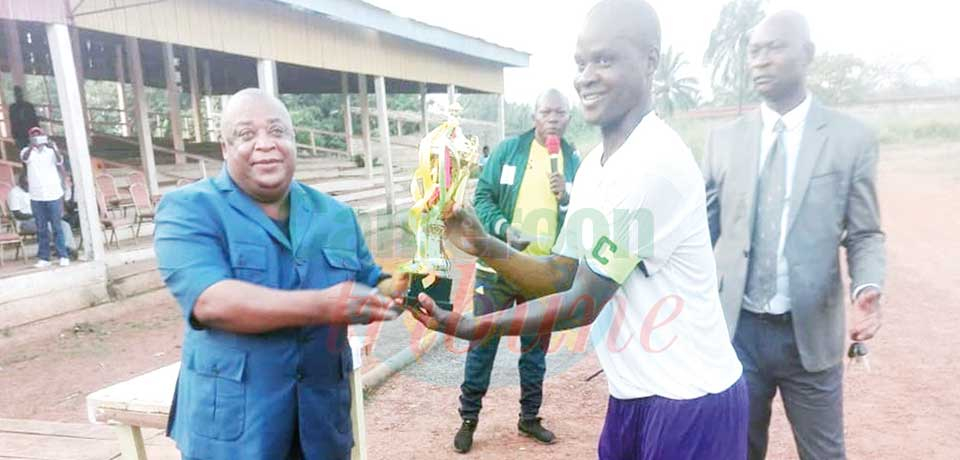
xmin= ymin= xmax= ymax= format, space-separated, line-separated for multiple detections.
xmin=553 ymin=113 xmax=742 ymax=400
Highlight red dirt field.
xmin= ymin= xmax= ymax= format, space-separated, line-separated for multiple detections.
xmin=0 ymin=142 xmax=957 ymax=459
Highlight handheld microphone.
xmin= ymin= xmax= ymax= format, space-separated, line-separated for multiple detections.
xmin=546 ymin=135 xmax=560 ymax=174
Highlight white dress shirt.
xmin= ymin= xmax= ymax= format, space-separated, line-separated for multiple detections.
xmin=752 ymin=94 xmax=812 ymax=314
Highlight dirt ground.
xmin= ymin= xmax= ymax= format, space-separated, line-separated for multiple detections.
xmin=1 ymin=142 xmax=958 ymax=459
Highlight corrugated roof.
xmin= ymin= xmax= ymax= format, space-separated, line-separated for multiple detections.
xmin=271 ymin=0 xmax=530 ymax=67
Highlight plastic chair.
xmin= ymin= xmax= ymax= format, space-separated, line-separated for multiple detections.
xmin=129 ymin=182 xmax=156 ymax=238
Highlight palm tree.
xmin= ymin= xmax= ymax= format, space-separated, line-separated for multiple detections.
xmin=704 ymin=0 xmax=765 ymax=113
xmin=654 ymin=46 xmax=701 ymax=117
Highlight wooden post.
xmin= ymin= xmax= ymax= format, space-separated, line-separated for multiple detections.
xmin=340 ymin=72 xmax=354 ymax=159
xmin=3 ymin=20 xmax=26 ymax=88
xmin=0 ymin=72 xmax=8 ymax=160
xmin=447 ymin=84 xmax=456 ymax=105
xmin=220 ymin=95 xmax=230 ymax=123
xmin=47 ymin=23 xmax=105 ymax=262
xmin=187 ymin=48 xmax=203 ymax=143
xmin=257 ymin=59 xmax=278 ymax=97
xmin=374 ymin=76 xmax=395 ymax=215
xmin=69 ymin=26 xmax=92 ymax=137
xmin=126 ymin=37 xmax=159 ymax=196
xmin=420 ymin=82 xmax=428 ymax=136
xmin=2 ymin=21 xmax=22 ymax=157
xmin=114 ymin=45 xmax=130 ymax=137
xmin=162 ymin=43 xmax=185 ymax=163
xmin=202 ymin=58 xmax=216 ymax=141
xmin=309 ymin=130 xmax=317 ymax=156
xmin=358 ymin=74 xmax=373 ymax=179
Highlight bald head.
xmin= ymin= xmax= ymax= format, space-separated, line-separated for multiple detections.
xmin=574 ymin=0 xmax=661 ymax=131
xmin=220 ymin=88 xmax=292 ymax=143
xmin=755 ymin=10 xmax=812 ymax=47
xmin=535 ymin=89 xmax=568 ymax=112
xmin=748 ymin=10 xmax=815 ymax=111
xmin=585 ymin=0 xmax=661 ymax=55
xmin=533 ymin=88 xmax=571 ymax=144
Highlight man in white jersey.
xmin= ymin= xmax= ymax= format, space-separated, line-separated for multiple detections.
xmin=409 ymin=1 xmax=747 ymax=458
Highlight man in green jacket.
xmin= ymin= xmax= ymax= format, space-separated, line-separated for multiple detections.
xmin=454 ymin=89 xmax=581 ymax=453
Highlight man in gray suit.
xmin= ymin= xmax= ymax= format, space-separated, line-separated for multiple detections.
xmin=702 ymin=11 xmax=886 ymax=460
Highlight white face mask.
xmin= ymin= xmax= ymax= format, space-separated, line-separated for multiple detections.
xmin=31 ymin=135 xmax=48 ymax=146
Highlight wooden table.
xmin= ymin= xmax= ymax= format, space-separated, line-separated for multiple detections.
xmin=86 ymin=337 xmax=367 ymax=460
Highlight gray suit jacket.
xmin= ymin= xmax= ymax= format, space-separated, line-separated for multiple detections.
xmin=702 ymin=99 xmax=886 ymax=372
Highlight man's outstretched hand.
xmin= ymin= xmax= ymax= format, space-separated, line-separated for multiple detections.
xmin=408 ymin=292 xmax=487 ymax=341
xmin=442 ymin=204 xmax=490 ymax=256
xmin=322 ymin=281 xmax=404 ymax=325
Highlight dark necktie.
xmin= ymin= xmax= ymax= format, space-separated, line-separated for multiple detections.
xmin=745 ymin=119 xmax=787 ymax=308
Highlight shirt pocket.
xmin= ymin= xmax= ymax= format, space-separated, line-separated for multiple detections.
xmin=185 ymin=347 xmax=247 ymax=440
xmin=319 ymin=247 xmax=361 ymax=285
xmin=230 ymin=241 xmax=268 ymax=285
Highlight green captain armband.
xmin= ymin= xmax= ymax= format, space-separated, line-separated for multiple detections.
xmin=588 ymin=235 xmax=642 ymax=284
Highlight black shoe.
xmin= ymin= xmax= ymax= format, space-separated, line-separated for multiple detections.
xmin=518 ymin=417 xmax=556 ymax=444
xmin=454 ymin=419 xmax=477 ymax=454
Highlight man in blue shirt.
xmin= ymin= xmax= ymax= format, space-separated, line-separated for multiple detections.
xmin=155 ymin=88 xmax=406 ymax=460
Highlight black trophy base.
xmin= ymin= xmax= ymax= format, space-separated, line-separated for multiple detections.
xmin=404 ymin=273 xmax=453 ymax=312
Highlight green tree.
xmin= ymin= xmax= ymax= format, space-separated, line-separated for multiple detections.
xmin=654 ymin=46 xmax=701 ymax=117
xmin=457 ymin=93 xmax=499 ymax=122
xmin=704 ymin=0 xmax=765 ymax=113
xmin=281 ymin=93 xmax=347 ymax=151
xmin=807 ymin=53 xmax=880 ymax=105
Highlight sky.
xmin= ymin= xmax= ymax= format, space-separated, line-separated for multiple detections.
xmin=366 ymin=0 xmax=957 ymax=104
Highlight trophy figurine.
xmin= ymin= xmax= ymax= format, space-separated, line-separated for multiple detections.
xmin=399 ymin=103 xmax=479 ymax=311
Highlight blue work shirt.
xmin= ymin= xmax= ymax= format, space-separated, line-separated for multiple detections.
xmin=154 ymin=169 xmax=382 ymax=460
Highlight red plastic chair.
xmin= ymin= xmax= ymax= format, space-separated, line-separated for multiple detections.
xmin=95 ymin=173 xmax=134 ymax=216
xmin=0 ymin=200 xmax=25 ymax=266
xmin=0 ymin=162 xmax=16 ymax=187
xmin=95 ymin=188 xmax=133 ymax=248
xmin=129 ymin=182 xmax=155 ymax=238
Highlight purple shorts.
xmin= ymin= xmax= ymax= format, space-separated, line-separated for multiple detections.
xmin=598 ymin=376 xmax=748 ymax=460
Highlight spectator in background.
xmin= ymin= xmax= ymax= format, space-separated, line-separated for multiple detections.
xmin=450 ymin=88 xmax=580 ymax=454
xmin=7 ymin=172 xmax=76 ymax=258
xmin=20 ymin=127 xmax=69 ymax=268
xmin=62 ymin=174 xmax=80 ymax=231
xmin=9 ymin=86 xmax=39 ymax=151
xmin=478 ymin=145 xmax=490 ymax=169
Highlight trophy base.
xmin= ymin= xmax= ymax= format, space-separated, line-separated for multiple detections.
xmin=404 ymin=273 xmax=453 ymax=312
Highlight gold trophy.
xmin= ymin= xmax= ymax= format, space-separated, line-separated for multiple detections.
xmin=400 ymin=103 xmax=479 ymax=311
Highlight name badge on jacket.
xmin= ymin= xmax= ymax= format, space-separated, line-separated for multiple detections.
xmin=500 ymin=165 xmax=516 ymax=185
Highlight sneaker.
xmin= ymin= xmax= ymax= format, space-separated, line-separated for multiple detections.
xmin=518 ymin=417 xmax=556 ymax=444
xmin=453 ymin=419 xmax=478 ymax=454
xmin=34 ymin=260 xmax=51 ymax=269
xmin=59 ymin=258 xmax=70 ymax=267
